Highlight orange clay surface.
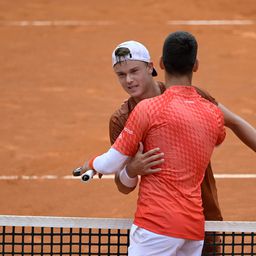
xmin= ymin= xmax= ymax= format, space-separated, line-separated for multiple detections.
xmin=0 ymin=0 xmax=255 ymax=221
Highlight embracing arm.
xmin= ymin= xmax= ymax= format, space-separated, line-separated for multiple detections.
xmin=195 ymin=87 xmax=256 ymax=151
xmin=82 ymin=148 xmax=129 ymax=175
xmin=92 ymin=148 xmax=129 ymax=174
xmin=219 ymin=103 xmax=256 ymax=152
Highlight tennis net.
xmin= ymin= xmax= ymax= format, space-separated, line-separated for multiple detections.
xmin=0 ymin=215 xmax=255 ymax=255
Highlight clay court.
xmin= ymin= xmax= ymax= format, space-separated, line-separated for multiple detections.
xmin=0 ymin=0 xmax=255 ymax=223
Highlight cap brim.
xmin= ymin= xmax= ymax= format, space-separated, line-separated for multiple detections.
xmin=152 ymin=68 xmax=158 ymax=77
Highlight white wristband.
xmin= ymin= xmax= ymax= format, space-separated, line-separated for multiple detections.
xmin=119 ymin=167 xmax=138 ymax=188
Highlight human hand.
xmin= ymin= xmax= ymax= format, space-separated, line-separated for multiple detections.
xmin=72 ymin=166 xmax=85 ymax=176
xmin=126 ymin=142 xmax=164 ymax=178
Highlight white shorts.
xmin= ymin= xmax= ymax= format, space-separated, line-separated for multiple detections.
xmin=128 ymin=224 xmax=204 ymax=256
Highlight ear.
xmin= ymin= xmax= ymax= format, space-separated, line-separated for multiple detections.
xmin=159 ymin=56 xmax=165 ymax=70
xmin=147 ymin=62 xmax=154 ymax=74
xmin=193 ymin=59 xmax=199 ymax=72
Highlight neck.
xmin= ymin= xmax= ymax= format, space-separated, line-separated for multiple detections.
xmin=134 ymin=80 xmax=161 ymax=103
xmin=165 ymin=72 xmax=193 ymax=88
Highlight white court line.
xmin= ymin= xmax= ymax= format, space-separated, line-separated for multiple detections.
xmin=214 ymin=174 xmax=256 ymax=179
xmin=0 ymin=174 xmax=256 ymax=180
xmin=167 ymin=20 xmax=255 ymax=25
xmin=0 ymin=20 xmax=254 ymax=27
xmin=0 ymin=20 xmax=115 ymax=26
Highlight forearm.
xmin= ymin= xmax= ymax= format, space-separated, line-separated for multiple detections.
xmin=228 ymin=117 xmax=256 ymax=151
xmin=114 ymin=171 xmax=138 ymax=194
xmin=219 ymin=103 xmax=256 ymax=151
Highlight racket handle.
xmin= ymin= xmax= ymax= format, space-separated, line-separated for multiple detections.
xmin=81 ymin=170 xmax=95 ymax=183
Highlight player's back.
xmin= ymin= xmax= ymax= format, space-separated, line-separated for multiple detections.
xmin=143 ymin=86 xmax=222 ymax=191
xmin=134 ymin=85 xmax=225 ymax=240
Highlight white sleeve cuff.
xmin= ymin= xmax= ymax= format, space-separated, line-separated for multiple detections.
xmin=119 ymin=167 xmax=138 ymax=188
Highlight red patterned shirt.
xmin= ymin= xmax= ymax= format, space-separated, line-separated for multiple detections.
xmin=113 ymin=85 xmax=225 ymax=240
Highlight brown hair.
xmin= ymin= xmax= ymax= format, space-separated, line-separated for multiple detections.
xmin=114 ymin=47 xmax=132 ymax=64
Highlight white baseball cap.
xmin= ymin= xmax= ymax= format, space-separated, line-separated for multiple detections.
xmin=112 ymin=40 xmax=157 ymax=76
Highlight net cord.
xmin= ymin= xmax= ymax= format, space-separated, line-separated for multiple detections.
xmin=0 ymin=215 xmax=255 ymax=232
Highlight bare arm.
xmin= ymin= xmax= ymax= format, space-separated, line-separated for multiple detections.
xmin=219 ymin=103 xmax=256 ymax=152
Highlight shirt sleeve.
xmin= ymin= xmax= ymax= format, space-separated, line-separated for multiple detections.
xmin=112 ymin=101 xmax=150 ymax=156
xmin=194 ymin=86 xmax=218 ymax=106
xmin=92 ymin=148 xmax=130 ymax=174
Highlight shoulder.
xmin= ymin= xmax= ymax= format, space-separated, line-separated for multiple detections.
xmin=156 ymin=81 xmax=166 ymax=94
xmin=192 ymin=86 xmax=218 ymax=106
xmin=110 ymin=97 xmax=136 ymax=121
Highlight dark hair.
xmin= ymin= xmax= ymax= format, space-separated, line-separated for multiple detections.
xmin=162 ymin=31 xmax=198 ymax=75
xmin=114 ymin=47 xmax=132 ymax=64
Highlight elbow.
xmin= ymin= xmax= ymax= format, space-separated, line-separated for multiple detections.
xmin=117 ymin=185 xmax=135 ymax=194
xmin=118 ymin=186 xmax=132 ymax=194
xmin=115 ymin=175 xmax=136 ymax=194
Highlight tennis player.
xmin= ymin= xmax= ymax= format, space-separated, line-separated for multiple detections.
xmin=81 ymin=32 xmax=227 ymax=255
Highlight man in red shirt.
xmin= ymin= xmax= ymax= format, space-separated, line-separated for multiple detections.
xmin=113 ymin=32 xmax=226 ymax=255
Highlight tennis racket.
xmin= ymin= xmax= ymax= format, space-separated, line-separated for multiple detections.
xmin=72 ymin=167 xmax=95 ymax=183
